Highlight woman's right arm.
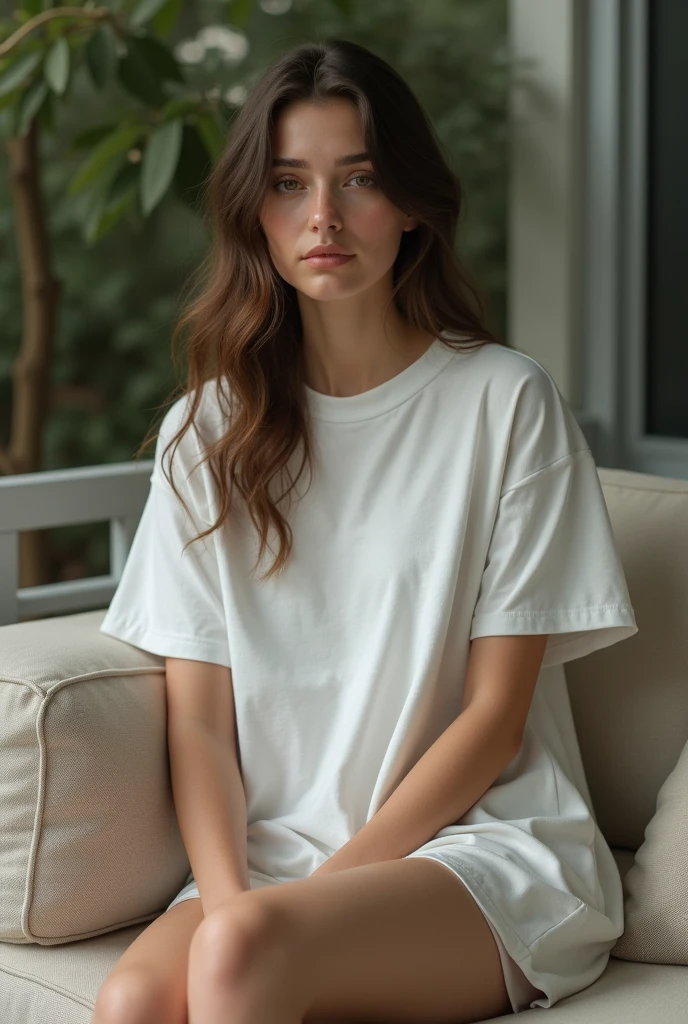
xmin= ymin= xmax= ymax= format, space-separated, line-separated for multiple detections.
xmin=165 ymin=657 xmax=251 ymax=916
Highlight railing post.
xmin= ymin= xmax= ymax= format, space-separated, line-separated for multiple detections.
xmin=110 ymin=514 xmax=142 ymax=578
xmin=0 ymin=532 xmax=19 ymax=626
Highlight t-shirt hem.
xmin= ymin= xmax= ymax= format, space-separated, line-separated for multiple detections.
xmin=469 ymin=604 xmax=638 ymax=667
xmin=471 ymin=603 xmax=636 ymax=625
xmin=99 ymin=616 xmax=231 ymax=667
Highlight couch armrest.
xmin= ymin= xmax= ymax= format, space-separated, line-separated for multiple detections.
xmin=0 ymin=610 xmax=191 ymax=946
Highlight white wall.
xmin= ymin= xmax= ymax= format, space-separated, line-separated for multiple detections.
xmin=508 ymin=0 xmax=584 ymax=409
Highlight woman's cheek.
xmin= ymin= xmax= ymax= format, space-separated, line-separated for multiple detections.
xmin=355 ymin=204 xmax=399 ymax=244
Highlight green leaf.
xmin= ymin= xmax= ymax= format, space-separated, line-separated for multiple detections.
xmin=173 ymin=122 xmax=212 ymax=211
xmin=83 ymin=195 xmax=109 ymax=245
xmin=194 ymin=111 xmax=225 ymax=163
xmin=44 ymin=36 xmax=70 ymax=95
xmin=71 ymin=122 xmax=121 ymax=151
xmin=0 ymin=90 xmax=17 ymax=111
xmin=140 ymin=117 xmax=183 ymax=215
xmin=152 ymin=0 xmax=182 ymax=36
xmin=88 ymin=182 xmax=139 ymax=245
xmin=68 ymin=122 xmax=144 ymax=195
xmin=37 ymin=84 xmax=54 ymax=132
xmin=14 ymin=77 xmax=49 ymax=137
xmin=227 ymin=0 xmax=253 ymax=29
xmin=160 ymin=95 xmax=202 ymax=122
xmin=0 ymin=51 xmax=43 ymax=98
xmin=20 ymin=0 xmax=44 ymax=17
xmin=80 ymin=155 xmax=129 ymax=243
xmin=117 ymin=35 xmax=179 ymax=107
xmin=0 ymin=19 xmax=20 ymax=41
xmin=129 ymin=0 xmax=169 ymax=29
xmin=329 ymin=0 xmax=353 ymax=13
xmin=131 ymin=35 xmax=185 ymax=84
xmin=109 ymin=160 xmax=141 ymax=204
xmin=85 ymin=25 xmax=118 ymax=90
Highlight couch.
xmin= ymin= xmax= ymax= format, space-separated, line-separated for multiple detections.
xmin=1 ymin=464 xmax=687 ymax=1023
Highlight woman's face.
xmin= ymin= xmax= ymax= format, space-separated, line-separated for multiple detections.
xmin=259 ymin=98 xmax=417 ymax=300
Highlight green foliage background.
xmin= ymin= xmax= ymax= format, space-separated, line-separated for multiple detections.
xmin=0 ymin=0 xmax=510 ymax=582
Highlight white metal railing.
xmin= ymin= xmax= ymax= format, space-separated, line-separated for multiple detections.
xmin=0 ymin=460 xmax=153 ymax=626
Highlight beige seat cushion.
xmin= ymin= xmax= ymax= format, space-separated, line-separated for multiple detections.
xmin=2 ymin=924 xmax=688 ymax=1024
xmin=612 ymin=737 xmax=688 ymax=965
xmin=2 ymin=846 xmax=687 ymax=1022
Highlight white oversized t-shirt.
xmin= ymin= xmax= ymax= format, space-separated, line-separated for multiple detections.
xmin=100 ymin=334 xmax=638 ymax=1011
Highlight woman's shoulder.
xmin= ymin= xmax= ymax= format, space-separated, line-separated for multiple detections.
xmin=443 ymin=340 xmax=569 ymax=427
xmin=446 ymin=340 xmax=590 ymax=488
xmin=451 ymin=338 xmax=559 ymax=391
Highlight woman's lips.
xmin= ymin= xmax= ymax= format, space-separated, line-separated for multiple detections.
xmin=304 ymin=254 xmax=355 ymax=267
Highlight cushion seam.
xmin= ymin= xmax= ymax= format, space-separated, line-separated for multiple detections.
xmin=0 ymin=961 xmax=95 ymax=1012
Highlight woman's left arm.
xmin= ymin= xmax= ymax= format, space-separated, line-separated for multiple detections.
xmin=312 ymin=633 xmax=549 ymax=877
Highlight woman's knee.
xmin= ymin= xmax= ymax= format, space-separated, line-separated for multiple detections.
xmin=190 ymin=896 xmax=291 ymax=985
xmin=92 ymin=967 xmax=184 ymax=1024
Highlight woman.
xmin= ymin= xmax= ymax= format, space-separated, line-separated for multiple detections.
xmin=96 ymin=38 xmax=638 ymax=1024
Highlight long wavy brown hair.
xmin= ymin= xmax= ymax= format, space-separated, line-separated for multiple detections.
xmin=134 ymin=37 xmax=506 ymax=583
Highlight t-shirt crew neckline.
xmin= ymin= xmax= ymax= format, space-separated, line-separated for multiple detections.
xmin=302 ymin=333 xmax=461 ymax=423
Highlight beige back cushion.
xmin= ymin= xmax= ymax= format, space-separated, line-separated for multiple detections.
xmin=0 ymin=616 xmax=190 ymax=945
xmin=565 ymin=468 xmax=688 ymax=851
xmin=566 ymin=467 xmax=688 ymax=965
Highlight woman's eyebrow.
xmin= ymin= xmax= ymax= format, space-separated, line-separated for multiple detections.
xmin=271 ymin=151 xmax=371 ymax=169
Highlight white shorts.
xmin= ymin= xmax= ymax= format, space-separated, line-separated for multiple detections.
xmin=482 ymin=904 xmax=547 ymax=1013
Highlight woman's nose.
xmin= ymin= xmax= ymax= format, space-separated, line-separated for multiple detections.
xmin=308 ymin=187 xmax=342 ymax=228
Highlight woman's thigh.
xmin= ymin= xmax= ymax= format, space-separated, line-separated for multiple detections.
xmin=92 ymin=897 xmax=204 ymax=1024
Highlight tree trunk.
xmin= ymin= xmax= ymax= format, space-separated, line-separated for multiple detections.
xmin=2 ymin=118 xmax=61 ymax=591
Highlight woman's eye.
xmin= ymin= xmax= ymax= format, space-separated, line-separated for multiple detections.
xmin=350 ymin=173 xmax=376 ymax=188
xmin=274 ymin=178 xmax=300 ymax=193
xmin=273 ymin=174 xmax=376 ymax=193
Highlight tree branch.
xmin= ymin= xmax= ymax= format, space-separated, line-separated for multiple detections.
xmin=0 ymin=6 xmax=114 ymax=58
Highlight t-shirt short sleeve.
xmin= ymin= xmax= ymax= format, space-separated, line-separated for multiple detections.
xmin=99 ymin=394 xmax=231 ymax=667
xmin=469 ymin=364 xmax=638 ymax=668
